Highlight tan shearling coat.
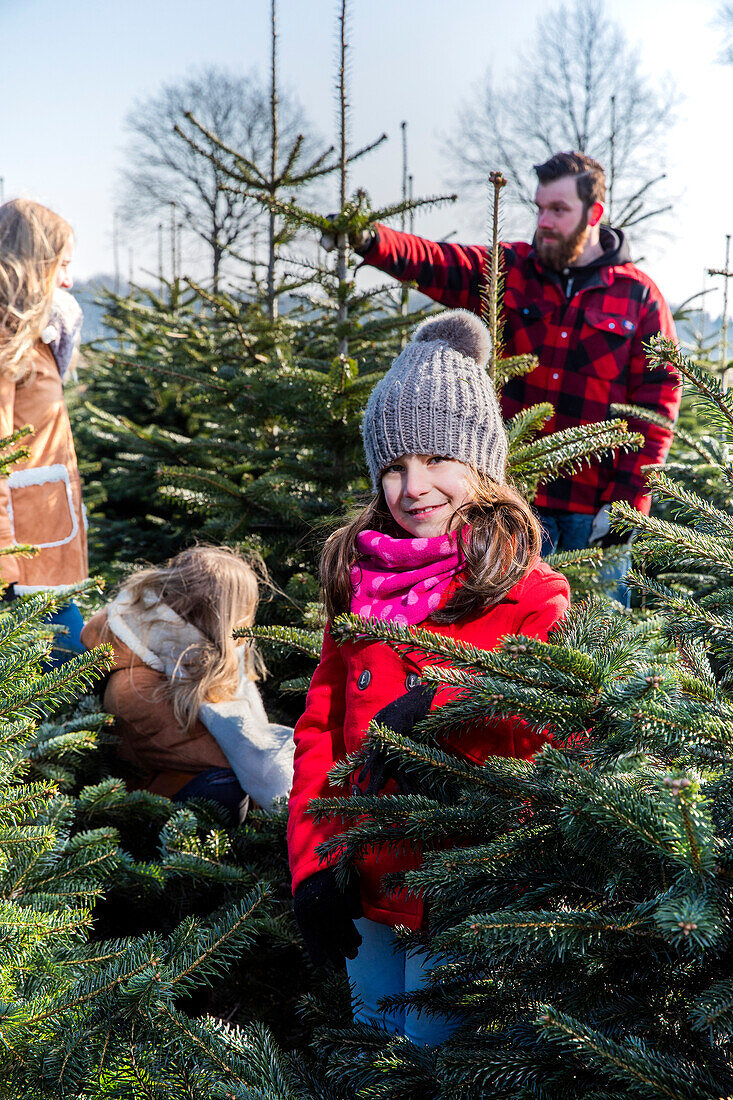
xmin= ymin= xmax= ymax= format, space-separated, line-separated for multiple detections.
xmin=81 ymin=609 xmax=229 ymax=798
xmin=0 ymin=342 xmax=87 ymax=589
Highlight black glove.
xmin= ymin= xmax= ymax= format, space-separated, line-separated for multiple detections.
xmin=293 ymin=868 xmax=362 ymax=968
xmin=356 ymin=683 xmax=436 ymax=796
xmin=320 ymin=213 xmax=376 ymax=255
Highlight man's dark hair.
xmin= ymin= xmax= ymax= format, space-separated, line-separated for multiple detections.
xmin=533 ymin=152 xmax=606 ymax=210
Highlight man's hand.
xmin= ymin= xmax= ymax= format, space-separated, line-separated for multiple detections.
xmin=589 ymin=503 xmax=630 ymax=549
xmin=588 ymin=503 xmax=612 ymax=546
xmin=320 ymin=214 xmax=375 ymax=255
xmin=293 ymin=869 xmax=362 ymax=968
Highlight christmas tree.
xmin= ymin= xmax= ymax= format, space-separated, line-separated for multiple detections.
xmin=0 ymin=433 xmax=314 ymax=1096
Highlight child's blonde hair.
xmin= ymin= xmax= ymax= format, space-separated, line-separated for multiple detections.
xmin=115 ymin=545 xmax=265 ymax=734
xmin=0 ymin=198 xmax=73 ymax=380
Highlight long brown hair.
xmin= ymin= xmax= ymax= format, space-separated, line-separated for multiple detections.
xmin=320 ymin=468 xmax=541 ymax=624
xmin=0 ymin=199 xmax=73 ymax=380
xmin=106 ymin=545 xmax=265 ymax=734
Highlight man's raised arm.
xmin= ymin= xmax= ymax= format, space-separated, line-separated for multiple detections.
xmin=355 ymin=223 xmax=489 ymax=314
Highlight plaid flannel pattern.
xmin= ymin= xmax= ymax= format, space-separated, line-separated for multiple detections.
xmin=363 ymin=225 xmax=680 ymax=515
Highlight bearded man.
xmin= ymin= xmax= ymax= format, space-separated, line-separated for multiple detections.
xmin=336 ymin=152 xmax=680 ymax=582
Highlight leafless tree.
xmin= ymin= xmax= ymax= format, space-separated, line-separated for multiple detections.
xmin=718 ymin=3 xmax=733 ymax=62
xmin=444 ymin=0 xmax=678 ymax=242
xmin=119 ymin=67 xmax=313 ymax=290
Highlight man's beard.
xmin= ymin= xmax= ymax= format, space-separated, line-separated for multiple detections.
xmin=536 ymin=212 xmax=590 ymax=270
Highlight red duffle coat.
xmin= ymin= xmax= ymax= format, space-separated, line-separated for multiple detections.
xmin=288 ymin=559 xmax=570 ymax=930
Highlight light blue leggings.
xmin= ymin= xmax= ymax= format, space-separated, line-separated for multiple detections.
xmin=46 ymin=600 xmax=85 ymax=668
xmin=346 ymin=917 xmax=460 ymax=1046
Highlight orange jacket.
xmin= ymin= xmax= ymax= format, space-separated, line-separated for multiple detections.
xmin=288 ymin=560 xmax=571 ymax=930
xmin=81 ymin=609 xmax=229 ymax=798
xmin=0 ymin=342 xmax=87 ymax=589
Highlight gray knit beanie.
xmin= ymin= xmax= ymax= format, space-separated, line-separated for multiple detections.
xmin=361 ymin=309 xmax=508 ymax=490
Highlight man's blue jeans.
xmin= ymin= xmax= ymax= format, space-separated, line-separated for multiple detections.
xmin=346 ymin=917 xmax=460 ymax=1045
xmin=536 ymin=507 xmax=631 ymax=606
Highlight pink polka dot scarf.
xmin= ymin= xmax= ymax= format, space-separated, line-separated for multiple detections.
xmin=350 ymin=529 xmax=466 ymax=626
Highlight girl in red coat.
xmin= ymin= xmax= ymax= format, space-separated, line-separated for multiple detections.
xmin=288 ymin=309 xmax=570 ymax=1044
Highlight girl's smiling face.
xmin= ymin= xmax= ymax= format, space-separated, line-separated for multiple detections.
xmin=381 ymin=453 xmax=475 ymax=538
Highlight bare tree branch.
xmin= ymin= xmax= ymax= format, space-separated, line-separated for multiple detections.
xmin=118 ymin=66 xmax=318 ymax=290
xmin=717 ymin=2 xmax=733 ymax=62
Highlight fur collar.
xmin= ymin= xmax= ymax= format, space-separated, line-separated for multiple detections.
xmin=107 ymin=589 xmax=206 ymax=680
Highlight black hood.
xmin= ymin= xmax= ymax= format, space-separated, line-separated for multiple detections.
xmin=583 ymin=225 xmax=630 ymax=269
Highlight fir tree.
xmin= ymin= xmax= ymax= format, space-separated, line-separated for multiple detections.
xmin=0 ymin=437 xmax=311 ymax=1097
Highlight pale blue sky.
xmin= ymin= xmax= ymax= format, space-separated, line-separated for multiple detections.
xmin=1 ymin=0 xmax=730 ymax=306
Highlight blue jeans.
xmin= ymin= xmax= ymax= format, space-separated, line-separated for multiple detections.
xmin=536 ymin=507 xmax=631 ymax=607
xmin=346 ymin=917 xmax=460 ymax=1045
xmin=173 ymin=767 xmax=248 ymax=824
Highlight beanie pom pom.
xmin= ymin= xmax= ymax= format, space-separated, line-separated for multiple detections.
xmin=413 ymin=309 xmax=491 ymax=369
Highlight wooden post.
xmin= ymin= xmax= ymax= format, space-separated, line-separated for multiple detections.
xmin=707 ymin=233 xmax=732 ymax=387
xmin=486 ymin=171 xmax=507 ymax=381
xmin=113 ymin=212 xmax=120 ymax=296
xmin=608 ymin=95 xmax=616 ymax=224
xmin=170 ymin=201 xmax=177 ymax=284
xmin=336 ymin=0 xmax=349 ymax=361
xmin=399 ymin=121 xmax=409 ymax=344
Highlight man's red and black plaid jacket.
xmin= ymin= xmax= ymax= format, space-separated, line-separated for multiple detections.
xmin=361 ymin=224 xmax=680 ymax=516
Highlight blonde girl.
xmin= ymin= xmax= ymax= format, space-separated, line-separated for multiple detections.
xmin=81 ymin=545 xmax=294 ymax=821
